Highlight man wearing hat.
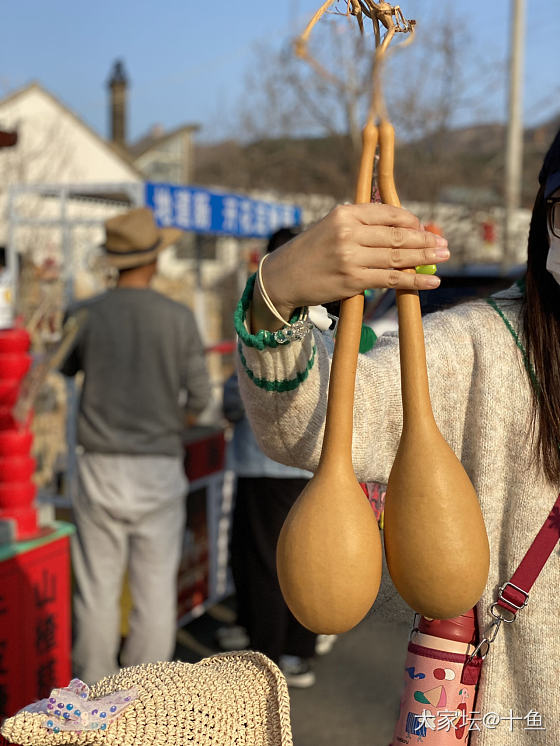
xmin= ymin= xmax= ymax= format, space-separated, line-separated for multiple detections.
xmin=61 ymin=207 xmax=211 ymax=684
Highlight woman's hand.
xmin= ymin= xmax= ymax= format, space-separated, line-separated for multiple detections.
xmin=251 ymin=203 xmax=450 ymax=333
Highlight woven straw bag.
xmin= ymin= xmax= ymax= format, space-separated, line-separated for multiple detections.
xmin=1 ymin=652 xmax=293 ymax=746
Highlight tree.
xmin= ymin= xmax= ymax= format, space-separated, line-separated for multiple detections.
xmin=226 ymin=3 xmax=503 ymax=203
xmin=237 ymin=15 xmax=372 ymax=196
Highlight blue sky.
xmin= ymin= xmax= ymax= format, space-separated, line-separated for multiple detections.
xmin=2 ymin=1 xmax=559 ymax=144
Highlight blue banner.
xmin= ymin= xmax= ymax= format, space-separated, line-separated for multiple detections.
xmin=145 ymin=183 xmax=302 ymax=238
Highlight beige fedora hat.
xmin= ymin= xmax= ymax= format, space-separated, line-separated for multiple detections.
xmin=1 ymin=652 xmax=293 ymax=746
xmin=103 ymin=207 xmax=182 ymax=269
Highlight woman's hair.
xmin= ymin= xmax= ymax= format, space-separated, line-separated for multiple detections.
xmin=266 ymin=227 xmax=299 ymax=253
xmin=521 ymin=184 xmax=560 ymax=484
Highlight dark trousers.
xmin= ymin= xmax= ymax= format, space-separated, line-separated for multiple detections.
xmin=230 ymin=476 xmax=317 ymax=663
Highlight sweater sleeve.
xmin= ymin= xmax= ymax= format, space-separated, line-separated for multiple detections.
xmin=237 ymin=298 xmax=477 ymax=483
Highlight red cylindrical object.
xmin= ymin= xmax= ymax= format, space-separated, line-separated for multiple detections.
xmin=0 ymin=330 xmax=37 ymax=542
xmin=0 ymin=429 xmax=33 ymax=456
xmin=0 ymin=329 xmax=30 ymax=354
xmin=0 ymin=408 xmax=17 ymax=431
xmin=0 ymin=482 xmax=37 ymax=510
xmin=0 ymin=380 xmax=21 ymax=407
xmin=0 ymin=456 xmax=36 ymax=482
xmin=0 ymin=409 xmax=34 ymax=431
xmin=0 ymin=505 xmax=38 ymax=540
xmin=0 ymin=354 xmax=32 ymax=381
xmin=418 ymin=608 xmax=477 ymax=644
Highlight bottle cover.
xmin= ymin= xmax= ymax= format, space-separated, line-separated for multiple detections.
xmin=391 ymin=609 xmax=482 ymax=744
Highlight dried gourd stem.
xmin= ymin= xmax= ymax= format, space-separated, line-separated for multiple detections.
xmin=294 ymin=1 xmax=350 ymax=88
xmin=296 ymin=0 xmax=364 ymax=46
xmin=348 ymin=0 xmax=365 ymax=32
xmin=296 ymin=0 xmax=336 ymax=50
xmin=294 ymin=0 xmax=414 ymax=239
xmin=364 ymin=3 xmax=416 ymax=126
xmin=294 ymin=1 xmax=335 ymax=71
xmin=295 ymin=1 xmax=414 ymax=127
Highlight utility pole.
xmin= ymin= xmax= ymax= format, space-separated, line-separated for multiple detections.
xmin=502 ymin=0 xmax=526 ymax=273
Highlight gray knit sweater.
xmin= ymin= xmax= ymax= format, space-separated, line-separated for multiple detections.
xmin=62 ymin=288 xmax=211 ymax=457
xmin=237 ymin=285 xmax=559 ymax=745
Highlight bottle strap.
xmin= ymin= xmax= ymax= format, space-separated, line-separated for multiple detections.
xmin=485 ymin=297 xmax=560 ymax=613
xmin=470 ymin=491 xmax=560 ymax=663
xmin=465 ymin=297 xmax=560 ymax=666
xmin=494 ymin=491 xmax=560 ymax=617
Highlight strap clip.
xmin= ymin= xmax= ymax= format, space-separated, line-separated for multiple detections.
xmin=496 ymin=581 xmax=529 ymax=611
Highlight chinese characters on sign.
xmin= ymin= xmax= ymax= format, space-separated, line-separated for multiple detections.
xmin=0 ymin=533 xmax=72 ymax=718
xmin=145 ymin=183 xmax=302 ymax=238
xmin=34 ymin=568 xmax=59 ymax=697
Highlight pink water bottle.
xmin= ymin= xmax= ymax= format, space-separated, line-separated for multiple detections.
xmin=391 ymin=609 xmax=482 ymax=745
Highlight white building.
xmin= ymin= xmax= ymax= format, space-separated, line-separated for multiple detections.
xmin=0 ymin=80 xmax=147 ymax=287
xmin=0 ymin=82 xmax=142 ymax=238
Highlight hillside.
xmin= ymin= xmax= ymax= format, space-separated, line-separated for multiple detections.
xmin=194 ymin=116 xmax=560 ymax=209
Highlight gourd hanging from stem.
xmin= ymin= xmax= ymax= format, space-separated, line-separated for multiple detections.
xmin=277 ymin=0 xmax=489 ymax=632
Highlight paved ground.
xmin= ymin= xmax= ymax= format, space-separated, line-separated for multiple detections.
xmin=174 ymin=597 xmax=411 ymax=746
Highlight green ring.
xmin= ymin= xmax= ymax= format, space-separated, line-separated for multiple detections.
xmin=415 ymin=264 xmax=437 ymax=275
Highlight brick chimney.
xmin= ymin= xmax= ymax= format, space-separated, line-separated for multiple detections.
xmin=107 ymin=60 xmax=128 ymax=147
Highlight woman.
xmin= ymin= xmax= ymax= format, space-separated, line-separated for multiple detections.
xmin=220 ymin=227 xmax=318 ymax=690
xmin=234 ymin=129 xmax=560 ymax=745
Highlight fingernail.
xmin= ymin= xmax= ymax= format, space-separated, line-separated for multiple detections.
xmin=434 ymin=248 xmax=450 ymax=260
xmin=424 ymin=276 xmax=440 ymax=288
xmin=434 ymin=236 xmax=448 ymax=246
